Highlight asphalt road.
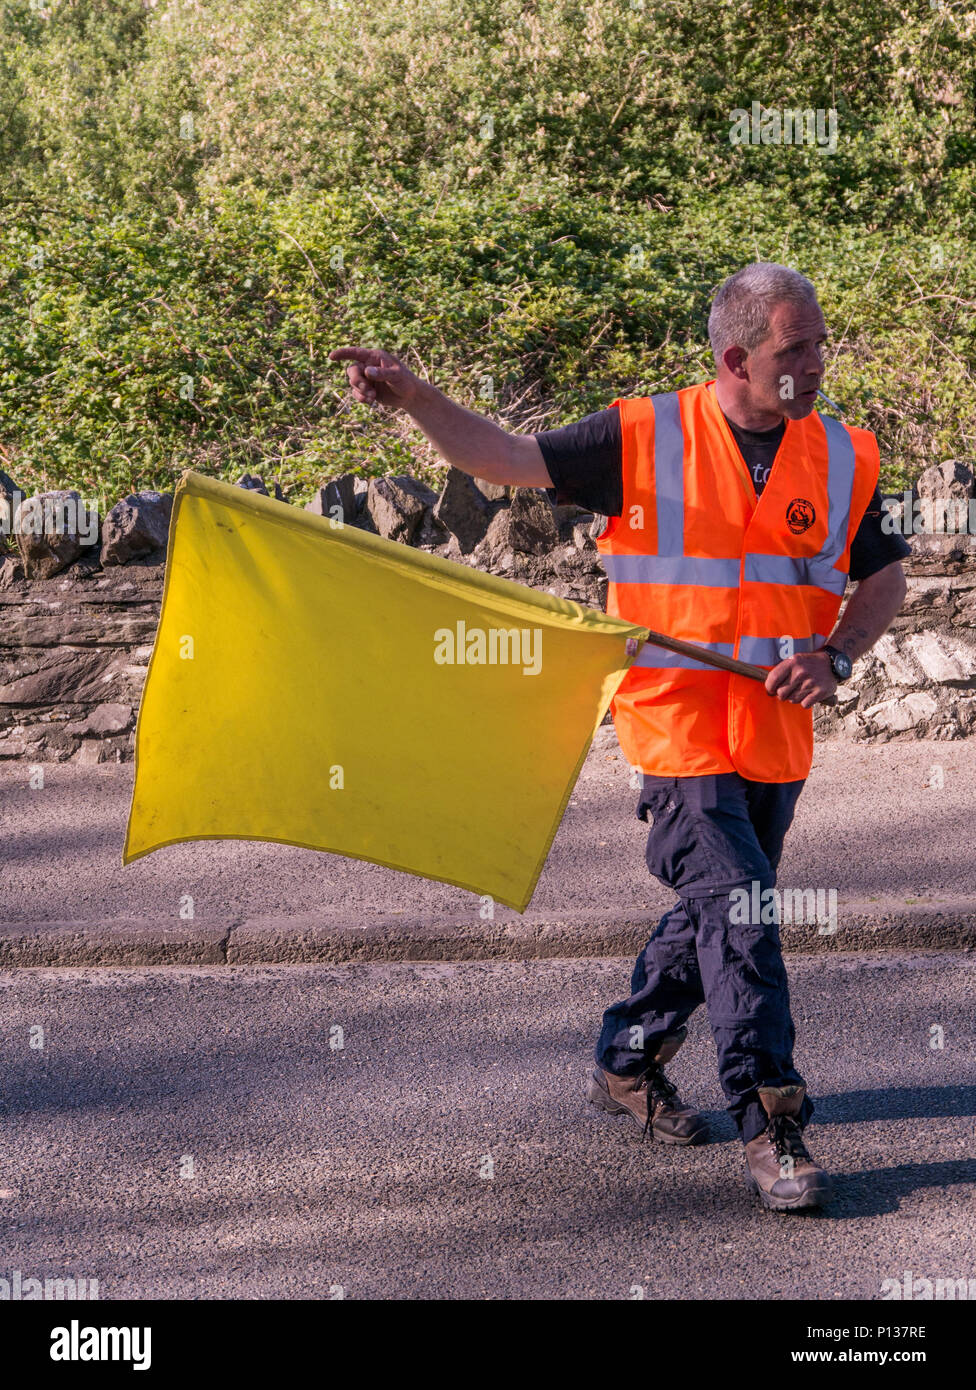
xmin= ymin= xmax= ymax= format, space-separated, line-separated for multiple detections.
xmin=1 ymin=951 xmax=974 ymax=1300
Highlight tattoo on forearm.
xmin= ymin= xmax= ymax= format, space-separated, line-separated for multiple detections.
xmin=827 ymin=566 xmax=907 ymax=664
xmin=838 ymin=628 xmax=869 ymax=656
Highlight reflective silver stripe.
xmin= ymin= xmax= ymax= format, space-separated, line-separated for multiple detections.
xmin=742 ymin=415 xmax=856 ymax=596
xmin=635 ymin=640 xmax=735 ymax=672
xmin=737 ymin=634 xmax=828 ymax=666
xmin=601 ymin=554 xmax=740 ymax=586
xmin=652 ymin=393 xmax=684 ymax=556
xmin=821 ymin=415 xmax=857 ymax=564
xmin=742 ymin=554 xmax=848 ymax=595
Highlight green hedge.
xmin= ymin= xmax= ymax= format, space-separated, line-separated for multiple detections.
xmin=1 ymin=0 xmax=973 ymax=505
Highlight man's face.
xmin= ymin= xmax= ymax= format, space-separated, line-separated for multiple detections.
xmin=739 ymin=299 xmax=827 ymax=420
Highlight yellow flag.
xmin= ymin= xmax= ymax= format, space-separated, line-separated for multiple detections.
xmin=123 ymin=471 xmax=648 ymax=912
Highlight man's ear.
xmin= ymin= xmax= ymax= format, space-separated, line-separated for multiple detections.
xmin=722 ymin=344 xmax=749 ymax=380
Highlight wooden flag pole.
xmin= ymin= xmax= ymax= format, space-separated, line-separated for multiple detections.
xmin=625 ymin=632 xmax=838 ymax=708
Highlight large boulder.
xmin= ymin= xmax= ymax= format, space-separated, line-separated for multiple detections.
xmin=916 ymin=459 xmax=974 ymax=499
xmin=305 ymin=474 xmax=359 ymax=528
xmin=433 ymin=467 xmax=495 ymax=553
xmin=14 ymin=490 xmax=100 ymax=579
xmin=100 ymin=491 xmax=173 ymax=565
xmin=479 ymin=486 xmax=558 ymax=558
xmin=366 ymin=475 xmax=437 ymax=543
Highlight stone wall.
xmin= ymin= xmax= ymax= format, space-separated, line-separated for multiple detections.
xmin=812 ymin=533 xmax=976 ymax=743
xmin=1 ymin=469 xmax=975 ymax=762
xmin=0 ymin=559 xmax=162 ymax=763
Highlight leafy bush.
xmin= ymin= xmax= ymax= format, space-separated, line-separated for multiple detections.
xmin=1 ymin=0 xmax=973 ymax=503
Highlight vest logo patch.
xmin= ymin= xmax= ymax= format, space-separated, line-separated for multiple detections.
xmin=786 ymin=498 xmax=816 ymax=534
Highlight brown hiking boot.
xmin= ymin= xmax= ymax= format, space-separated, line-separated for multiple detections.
xmin=587 ymin=1027 xmax=709 ymax=1145
xmin=744 ymin=1084 xmax=832 ymax=1211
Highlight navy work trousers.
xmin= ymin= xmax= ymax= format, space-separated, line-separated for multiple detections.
xmin=595 ymin=770 xmax=813 ymax=1143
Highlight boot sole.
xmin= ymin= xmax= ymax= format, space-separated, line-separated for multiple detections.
xmin=586 ymin=1075 xmax=710 ymax=1146
xmin=745 ymin=1170 xmax=833 ymax=1211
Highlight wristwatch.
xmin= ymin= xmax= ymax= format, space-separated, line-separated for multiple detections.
xmin=820 ymin=644 xmax=853 ymax=682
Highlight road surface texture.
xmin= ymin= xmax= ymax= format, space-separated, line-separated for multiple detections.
xmin=1 ymin=733 xmax=974 ymax=961
xmin=1 ymin=951 xmax=973 ymax=1299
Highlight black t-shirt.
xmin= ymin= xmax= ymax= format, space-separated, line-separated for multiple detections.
xmin=536 ymin=405 xmax=910 ymax=583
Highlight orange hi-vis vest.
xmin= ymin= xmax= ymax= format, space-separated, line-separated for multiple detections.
xmin=595 ymin=380 xmax=880 ymax=782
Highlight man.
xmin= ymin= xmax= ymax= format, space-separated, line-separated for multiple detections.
xmin=331 ymin=261 xmax=909 ymax=1212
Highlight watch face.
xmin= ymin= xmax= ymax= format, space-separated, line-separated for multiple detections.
xmin=832 ymin=650 xmax=853 ymax=679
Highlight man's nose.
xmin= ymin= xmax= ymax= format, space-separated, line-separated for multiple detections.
xmin=805 ymin=343 xmax=824 ymax=377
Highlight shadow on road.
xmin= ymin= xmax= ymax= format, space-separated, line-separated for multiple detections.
xmin=822 ymin=1158 xmax=976 ymax=1219
xmin=816 ymin=1084 xmax=976 ymax=1123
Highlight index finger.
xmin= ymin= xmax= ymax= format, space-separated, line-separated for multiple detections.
xmin=329 ymin=347 xmax=385 ymax=366
xmin=764 ymin=658 xmax=794 ymax=694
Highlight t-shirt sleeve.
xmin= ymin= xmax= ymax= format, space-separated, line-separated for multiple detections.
xmin=848 ymin=487 xmax=911 ymax=583
xmin=535 ymin=406 xmax=623 ymax=517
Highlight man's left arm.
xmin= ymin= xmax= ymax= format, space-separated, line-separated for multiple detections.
xmin=766 ymin=559 xmax=908 ymax=708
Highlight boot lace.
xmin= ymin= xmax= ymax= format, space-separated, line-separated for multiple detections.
xmin=766 ymin=1114 xmax=812 ymax=1166
xmin=635 ymin=1062 xmax=678 ymax=1142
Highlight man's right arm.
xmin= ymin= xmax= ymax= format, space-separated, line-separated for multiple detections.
xmin=406 ymin=377 xmax=554 ymax=488
xmin=328 ymin=346 xmax=552 ymax=488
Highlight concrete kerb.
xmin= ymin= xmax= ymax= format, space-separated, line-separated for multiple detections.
xmin=1 ymin=898 xmax=975 ymax=967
